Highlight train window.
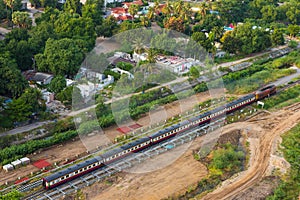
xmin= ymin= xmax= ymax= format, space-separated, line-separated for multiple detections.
xmin=66 ymin=175 xmax=69 ymax=178
xmin=75 ymin=171 xmax=78 ymax=174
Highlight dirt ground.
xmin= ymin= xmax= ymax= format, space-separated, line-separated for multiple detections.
xmin=85 ymin=106 xmax=300 ymax=200
xmin=202 ymin=107 xmax=300 ymax=200
xmin=83 ymin=124 xmax=251 ymax=200
xmin=0 ymin=90 xmax=222 ymax=186
xmin=3 ymin=91 xmax=299 ymax=200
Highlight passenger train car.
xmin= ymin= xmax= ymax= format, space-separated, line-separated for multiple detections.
xmin=43 ymin=85 xmax=276 ymax=189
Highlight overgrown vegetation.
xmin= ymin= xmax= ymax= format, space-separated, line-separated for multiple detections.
xmin=264 ymin=85 xmax=300 ymax=110
xmin=267 ymin=123 xmax=300 ymax=200
xmin=168 ymin=143 xmax=245 ymax=199
xmin=0 ymin=190 xmax=23 ymax=200
xmin=0 ymin=130 xmax=77 ymax=165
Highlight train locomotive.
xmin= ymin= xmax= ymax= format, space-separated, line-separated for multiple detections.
xmin=42 ymin=85 xmax=276 ymax=189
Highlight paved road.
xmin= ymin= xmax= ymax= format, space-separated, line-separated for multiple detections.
xmin=1 ymin=43 xmax=298 ymax=136
xmin=0 ymin=120 xmax=51 ymax=137
xmin=67 ymin=76 xmax=188 ymax=117
xmin=273 ymin=67 xmax=300 ymax=86
xmin=0 ymin=27 xmax=11 ymax=35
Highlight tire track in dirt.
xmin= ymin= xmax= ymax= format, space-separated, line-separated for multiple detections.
xmin=202 ymin=109 xmax=300 ymax=200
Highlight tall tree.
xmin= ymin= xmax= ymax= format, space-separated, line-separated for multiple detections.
xmin=0 ymin=52 xmax=28 ymax=98
xmin=128 ymin=4 xmax=140 ymax=20
xmin=49 ymin=75 xmax=66 ymax=93
xmin=12 ymin=11 xmax=32 ymax=29
xmin=64 ymin=0 xmax=81 ymax=15
xmin=82 ymin=0 xmax=103 ymax=25
xmin=287 ymin=24 xmax=300 ymax=37
xmin=35 ymin=38 xmax=85 ymax=76
xmin=271 ymin=29 xmax=284 ymax=46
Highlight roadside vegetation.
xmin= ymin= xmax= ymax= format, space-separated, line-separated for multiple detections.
xmin=264 ymin=85 xmax=300 ymax=110
xmin=0 ymin=190 xmax=23 ymax=200
xmin=166 ymin=143 xmax=245 ymax=200
xmin=267 ymin=123 xmax=300 ymax=200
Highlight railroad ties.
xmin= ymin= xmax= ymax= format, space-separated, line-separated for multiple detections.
xmin=28 ymin=118 xmax=225 ymax=200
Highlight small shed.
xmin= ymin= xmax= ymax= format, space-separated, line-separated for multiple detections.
xmin=3 ymin=164 xmax=14 ymax=172
xmin=11 ymin=160 xmax=22 ymax=169
xmin=20 ymin=157 xmax=30 ymax=165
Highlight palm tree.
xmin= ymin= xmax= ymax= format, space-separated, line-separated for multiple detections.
xmin=198 ymin=2 xmax=209 ymax=18
xmin=140 ymin=16 xmax=150 ymax=27
xmin=146 ymin=48 xmax=157 ymax=64
xmin=3 ymin=0 xmax=15 ymax=27
xmin=147 ymin=6 xmax=154 ymax=21
xmin=154 ymin=0 xmax=160 ymax=14
xmin=128 ymin=4 xmax=140 ymax=21
xmin=173 ymin=0 xmax=183 ymax=16
xmin=162 ymin=0 xmax=172 ymax=17
xmin=133 ymin=37 xmax=145 ymax=54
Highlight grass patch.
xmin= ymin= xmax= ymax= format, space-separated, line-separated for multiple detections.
xmin=266 ymin=123 xmax=300 ymax=200
xmin=263 ymin=85 xmax=300 ymax=110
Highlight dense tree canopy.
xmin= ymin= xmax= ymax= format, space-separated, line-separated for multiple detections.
xmin=0 ymin=52 xmax=28 ymax=98
xmin=48 ymin=75 xmax=66 ymax=93
xmin=220 ymin=23 xmax=272 ymax=55
xmin=35 ymin=38 xmax=85 ymax=76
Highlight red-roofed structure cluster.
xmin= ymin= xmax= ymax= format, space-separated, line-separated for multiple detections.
xmin=33 ymin=159 xmax=51 ymax=169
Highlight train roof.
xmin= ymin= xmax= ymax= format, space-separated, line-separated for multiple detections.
xmin=120 ymin=137 xmax=150 ymax=150
xmin=101 ymin=147 xmax=124 ymax=158
xmin=44 ymin=156 xmax=102 ymax=182
xmin=226 ymin=94 xmax=255 ymax=108
xmin=149 ymin=120 xmax=190 ymax=138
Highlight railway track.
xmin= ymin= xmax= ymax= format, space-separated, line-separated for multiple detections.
xmin=23 ymin=119 xmax=225 ymax=200
xmin=9 ymin=71 xmax=300 ymax=199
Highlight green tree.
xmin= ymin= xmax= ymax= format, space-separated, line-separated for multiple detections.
xmin=12 ymin=11 xmax=32 ymax=29
xmin=56 ymin=85 xmax=73 ymax=104
xmin=146 ymin=48 xmax=157 ymax=64
xmin=189 ymin=66 xmax=200 ymax=79
xmin=192 ymin=31 xmax=213 ymax=52
xmin=35 ymin=38 xmax=85 ymax=76
xmin=64 ymin=0 xmax=81 ymax=14
xmin=54 ymin=13 xmax=96 ymax=50
xmin=128 ymin=4 xmax=140 ymax=20
xmin=18 ymin=87 xmax=45 ymax=113
xmin=220 ymin=31 xmax=241 ymax=54
xmin=49 ymin=75 xmax=66 ymax=93
xmin=271 ymin=29 xmax=284 ymax=46
xmin=95 ymin=16 xmax=118 ymax=37
xmin=0 ymin=53 xmax=28 ymax=97
xmin=287 ymin=24 xmax=300 ymax=37
xmin=6 ymin=88 xmax=45 ymax=123
xmin=0 ymin=190 xmax=23 ymax=200
xmin=82 ymin=0 xmax=103 ymax=25
xmin=261 ymin=5 xmax=277 ymax=23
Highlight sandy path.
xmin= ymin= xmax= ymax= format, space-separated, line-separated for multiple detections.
xmin=202 ymin=109 xmax=300 ymax=200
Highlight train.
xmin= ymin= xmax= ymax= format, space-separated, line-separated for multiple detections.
xmin=42 ymin=85 xmax=276 ymax=189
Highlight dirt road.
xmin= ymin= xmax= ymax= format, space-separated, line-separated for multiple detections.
xmin=202 ymin=108 xmax=300 ymax=200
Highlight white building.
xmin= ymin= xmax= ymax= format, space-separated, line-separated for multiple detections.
xmin=133 ymin=52 xmax=148 ymax=62
xmin=3 ymin=164 xmax=14 ymax=172
xmin=11 ymin=160 xmax=22 ymax=169
xmin=156 ymin=55 xmax=200 ymax=74
xmin=20 ymin=157 xmax=30 ymax=165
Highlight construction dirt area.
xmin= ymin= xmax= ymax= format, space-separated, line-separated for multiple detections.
xmin=81 ymin=104 xmax=300 ymax=200
xmin=1 ymin=92 xmax=300 ymax=199
xmin=0 ymin=90 xmax=223 ymax=186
